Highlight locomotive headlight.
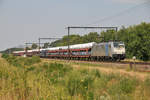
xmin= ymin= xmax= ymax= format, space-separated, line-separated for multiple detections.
xmin=119 ymin=45 xmax=124 ymax=48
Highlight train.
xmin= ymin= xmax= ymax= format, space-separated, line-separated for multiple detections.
xmin=13 ymin=41 xmax=126 ymax=61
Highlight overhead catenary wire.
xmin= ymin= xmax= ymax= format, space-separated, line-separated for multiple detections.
xmin=83 ymin=0 xmax=150 ymax=26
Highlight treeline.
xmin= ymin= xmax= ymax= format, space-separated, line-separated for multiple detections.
xmin=0 ymin=48 xmax=24 ymax=54
xmin=50 ymin=33 xmax=101 ymax=47
xmin=50 ymin=22 xmax=150 ymax=61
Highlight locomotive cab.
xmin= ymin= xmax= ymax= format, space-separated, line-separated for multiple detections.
xmin=112 ymin=42 xmax=126 ymax=60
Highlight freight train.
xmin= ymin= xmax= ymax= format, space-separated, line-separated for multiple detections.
xmin=13 ymin=41 xmax=126 ymax=61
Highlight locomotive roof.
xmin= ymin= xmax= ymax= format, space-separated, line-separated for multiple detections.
xmin=13 ymin=50 xmax=25 ymax=53
xmin=13 ymin=48 xmax=46 ymax=53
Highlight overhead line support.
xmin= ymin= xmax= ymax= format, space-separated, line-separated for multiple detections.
xmin=38 ymin=37 xmax=62 ymax=55
xmin=66 ymin=26 xmax=118 ymax=58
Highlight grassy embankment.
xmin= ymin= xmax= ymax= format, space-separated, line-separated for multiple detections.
xmin=0 ymin=54 xmax=150 ymax=100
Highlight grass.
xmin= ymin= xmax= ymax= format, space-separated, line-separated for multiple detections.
xmin=0 ymin=54 xmax=150 ymax=100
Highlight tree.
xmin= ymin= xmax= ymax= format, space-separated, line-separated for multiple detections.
xmin=26 ymin=47 xmax=31 ymax=50
xmin=43 ymin=43 xmax=50 ymax=48
xmin=31 ymin=43 xmax=38 ymax=49
xmin=83 ymin=32 xmax=101 ymax=43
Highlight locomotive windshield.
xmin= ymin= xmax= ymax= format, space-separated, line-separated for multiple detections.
xmin=113 ymin=42 xmax=125 ymax=48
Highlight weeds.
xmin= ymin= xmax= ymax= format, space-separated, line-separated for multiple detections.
xmin=0 ymin=55 xmax=149 ymax=99
xmin=44 ymin=62 xmax=72 ymax=84
xmin=2 ymin=54 xmax=41 ymax=67
xmin=119 ymin=77 xmax=137 ymax=94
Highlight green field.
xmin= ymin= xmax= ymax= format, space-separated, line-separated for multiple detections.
xmin=0 ymin=54 xmax=150 ymax=100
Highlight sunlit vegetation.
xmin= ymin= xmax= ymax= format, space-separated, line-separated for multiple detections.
xmin=0 ymin=55 xmax=150 ymax=99
xmin=50 ymin=22 xmax=150 ymax=61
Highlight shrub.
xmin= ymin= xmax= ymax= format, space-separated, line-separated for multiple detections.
xmin=0 ymin=70 xmax=9 ymax=80
xmin=31 ymin=56 xmax=41 ymax=63
xmin=26 ymin=66 xmax=35 ymax=72
xmin=1 ymin=53 xmax=9 ymax=59
xmin=91 ymin=69 xmax=101 ymax=78
xmin=80 ymin=69 xmax=89 ymax=75
xmin=144 ymin=77 xmax=150 ymax=87
xmin=66 ymin=70 xmax=95 ymax=99
xmin=67 ymin=73 xmax=81 ymax=96
xmin=24 ymin=56 xmax=41 ymax=66
xmin=2 ymin=55 xmax=41 ymax=67
xmin=87 ymin=91 xmax=94 ymax=100
xmin=119 ymin=77 xmax=137 ymax=94
xmin=44 ymin=63 xmax=72 ymax=84
xmin=143 ymin=77 xmax=150 ymax=93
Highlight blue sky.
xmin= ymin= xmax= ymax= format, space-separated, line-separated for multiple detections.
xmin=0 ymin=0 xmax=150 ymax=50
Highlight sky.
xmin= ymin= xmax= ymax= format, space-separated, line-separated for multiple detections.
xmin=0 ymin=0 xmax=150 ymax=50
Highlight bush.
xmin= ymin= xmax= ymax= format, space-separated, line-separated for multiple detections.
xmin=1 ymin=53 xmax=9 ymax=59
xmin=144 ymin=77 xmax=150 ymax=87
xmin=31 ymin=56 xmax=41 ymax=63
xmin=143 ymin=77 xmax=150 ymax=93
xmin=24 ymin=56 xmax=41 ymax=66
xmin=67 ymin=72 xmax=81 ymax=96
xmin=44 ymin=63 xmax=72 ymax=84
xmin=91 ymin=69 xmax=101 ymax=78
xmin=66 ymin=70 xmax=95 ymax=99
xmin=119 ymin=77 xmax=137 ymax=94
xmin=2 ymin=55 xmax=41 ymax=67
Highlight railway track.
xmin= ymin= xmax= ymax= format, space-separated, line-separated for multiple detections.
xmin=43 ymin=57 xmax=150 ymax=65
xmin=120 ymin=61 xmax=150 ymax=65
xmin=42 ymin=58 xmax=150 ymax=72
